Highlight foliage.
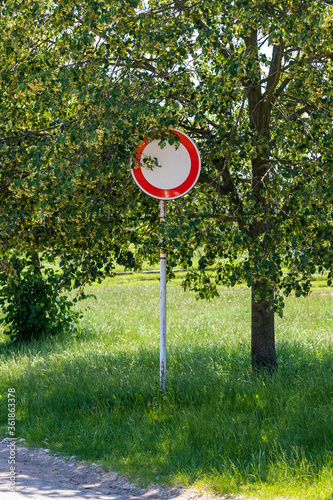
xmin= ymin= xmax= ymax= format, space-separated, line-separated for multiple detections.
xmin=0 ymin=252 xmax=82 ymax=342
xmin=0 ymin=0 xmax=144 ymax=283
xmin=1 ymin=0 xmax=332 ymax=291
xmin=1 ymin=0 xmax=333 ymax=363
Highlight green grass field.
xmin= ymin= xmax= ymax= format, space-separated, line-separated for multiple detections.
xmin=0 ymin=281 xmax=332 ymax=500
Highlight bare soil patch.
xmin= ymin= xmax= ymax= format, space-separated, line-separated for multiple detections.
xmin=0 ymin=439 xmax=245 ymax=500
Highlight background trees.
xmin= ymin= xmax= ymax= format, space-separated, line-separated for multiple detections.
xmin=0 ymin=0 xmax=144 ymax=284
xmin=1 ymin=1 xmax=332 ymax=365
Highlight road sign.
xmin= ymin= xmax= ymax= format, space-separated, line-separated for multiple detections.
xmin=131 ymin=130 xmax=200 ymax=390
xmin=131 ymin=129 xmax=201 ymax=200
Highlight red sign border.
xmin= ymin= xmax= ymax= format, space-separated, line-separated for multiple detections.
xmin=131 ymin=129 xmax=201 ymax=200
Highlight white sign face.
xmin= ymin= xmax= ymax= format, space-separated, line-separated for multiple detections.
xmin=131 ymin=129 xmax=201 ymax=200
xmin=141 ymin=140 xmax=191 ymax=190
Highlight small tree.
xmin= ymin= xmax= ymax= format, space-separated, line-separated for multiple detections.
xmin=0 ymin=252 xmax=82 ymax=342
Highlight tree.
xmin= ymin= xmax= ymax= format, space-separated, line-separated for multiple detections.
xmin=1 ymin=1 xmax=333 ymax=367
xmin=0 ymin=0 xmax=146 ymax=284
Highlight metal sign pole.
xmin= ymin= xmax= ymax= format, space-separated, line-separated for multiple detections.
xmin=132 ymin=130 xmax=200 ymax=391
xmin=160 ymin=200 xmax=167 ymax=391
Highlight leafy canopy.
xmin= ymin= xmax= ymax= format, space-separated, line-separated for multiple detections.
xmin=0 ymin=0 xmax=333 ymax=312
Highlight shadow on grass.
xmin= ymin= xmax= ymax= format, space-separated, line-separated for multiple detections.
xmin=0 ymin=334 xmax=332 ymax=494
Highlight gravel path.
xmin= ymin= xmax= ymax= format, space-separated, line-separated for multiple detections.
xmin=0 ymin=439 xmax=244 ymax=500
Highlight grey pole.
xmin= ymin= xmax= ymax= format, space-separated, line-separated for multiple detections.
xmin=160 ymin=200 xmax=167 ymax=390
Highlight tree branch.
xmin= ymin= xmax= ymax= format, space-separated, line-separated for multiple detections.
xmin=0 ymin=119 xmax=80 ymax=143
xmin=198 ymin=173 xmax=233 ymax=195
xmin=274 ymin=76 xmax=292 ymax=98
xmin=187 ymin=213 xmax=238 ymax=221
xmin=287 ymin=105 xmax=311 ymax=121
xmin=178 ymin=123 xmax=213 ymax=137
xmin=265 ymin=41 xmax=285 ymax=99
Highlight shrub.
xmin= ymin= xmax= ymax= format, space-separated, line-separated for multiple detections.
xmin=0 ymin=252 xmax=82 ymax=342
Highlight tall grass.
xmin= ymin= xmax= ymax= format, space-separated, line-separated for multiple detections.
xmin=0 ymin=284 xmax=332 ymax=500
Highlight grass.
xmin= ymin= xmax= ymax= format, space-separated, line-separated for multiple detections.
xmin=0 ymin=283 xmax=332 ymax=500
xmin=106 ymin=248 xmax=333 ymax=293
xmin=108 ymin=265 xmax=333 ymax=293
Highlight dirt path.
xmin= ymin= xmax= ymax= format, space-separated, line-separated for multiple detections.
xmin=0 ymin=439 xmax=245 ymax=500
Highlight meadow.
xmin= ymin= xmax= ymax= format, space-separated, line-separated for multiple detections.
xmin=0 ymin=278 xmax=332 ymax=500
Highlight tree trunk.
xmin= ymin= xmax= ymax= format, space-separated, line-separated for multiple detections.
xmin=31 ymin=252 xmax=41 ymax=275
xmin=251 ymin=282 xmax=277 ymax=371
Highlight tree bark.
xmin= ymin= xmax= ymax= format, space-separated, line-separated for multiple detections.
xmin=31 ymin=252 xmax=41 ymax=275
xmin=251 ymin=282 xmax=277 ymax=371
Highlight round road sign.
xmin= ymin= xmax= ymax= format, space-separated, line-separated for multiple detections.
xmin=131 ymin=129 xmax=201 ymax=200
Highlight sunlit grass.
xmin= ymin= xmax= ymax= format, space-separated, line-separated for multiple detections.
xmin=107 ymin=269 xmax=333 ymax=293
xmin=0 ymin=285 xmax=332 ymax=500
